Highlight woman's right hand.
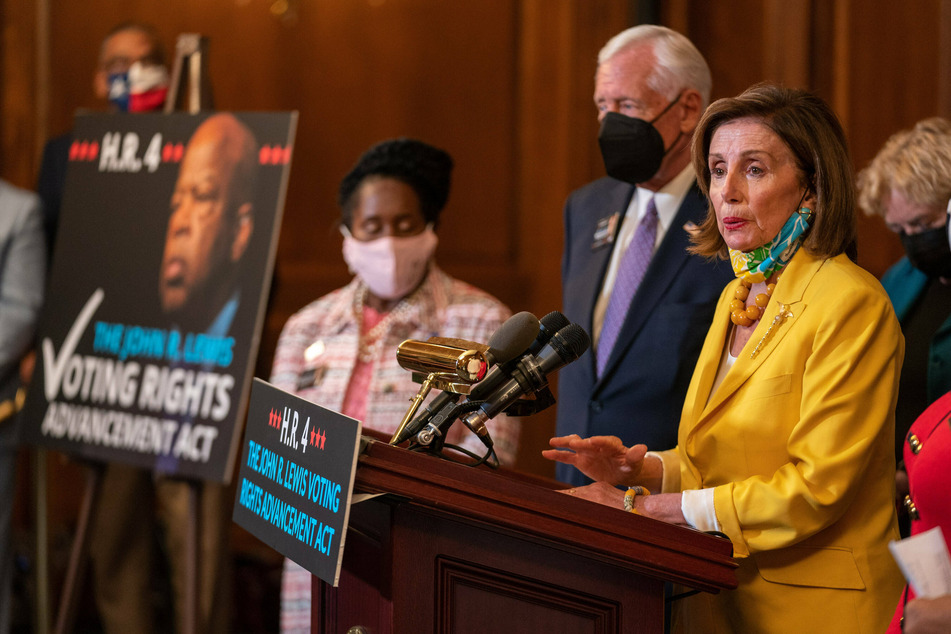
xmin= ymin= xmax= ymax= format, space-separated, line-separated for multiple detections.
xmin=542 ymin=435 xmax=648 ymax=487
xmin=903 ymin=595 xmax=951 ymax=633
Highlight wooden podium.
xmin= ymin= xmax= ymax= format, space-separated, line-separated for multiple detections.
xmin=312 ymin=438 xmax=737 ymax=633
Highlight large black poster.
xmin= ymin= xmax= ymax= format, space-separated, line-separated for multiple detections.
xmin=21 ymin=111 xmax=297 ymax=483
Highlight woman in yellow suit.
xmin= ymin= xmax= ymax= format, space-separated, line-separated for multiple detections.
xmin=545 ymin=83 xmax=905 ymax=633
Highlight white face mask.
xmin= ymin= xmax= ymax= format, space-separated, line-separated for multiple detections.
xmin=341 ymin=225 xmax=438 ymax=300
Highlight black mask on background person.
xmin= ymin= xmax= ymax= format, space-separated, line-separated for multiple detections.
xmin=598 ymin=92 xmax=683 ymax=185
xmin=901 ymin=225 xmax=951 ymax=278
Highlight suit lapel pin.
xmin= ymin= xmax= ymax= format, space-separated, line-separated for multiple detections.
xmin=297 ymin=339 xmax=328 ymax=389
xmin=591 ymin=212 xmax=620 ymax=250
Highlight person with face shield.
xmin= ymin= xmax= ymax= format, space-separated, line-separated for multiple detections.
xmin=269 ymin=138 xmax=516 ymax=633
xmin=555 ymin=25 xmax=733 ymax=486
xmin=858 ymin=118 xmax=951 ymax=470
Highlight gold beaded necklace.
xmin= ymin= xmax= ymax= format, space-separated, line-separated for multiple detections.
xmin=354 ymin=287 xmax=414 ymax=363
xmin=729 ymin=277 xmax=780 ymax=327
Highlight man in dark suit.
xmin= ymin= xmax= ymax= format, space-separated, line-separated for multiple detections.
xmin=556 ymin=25 xmax=733 ymax=485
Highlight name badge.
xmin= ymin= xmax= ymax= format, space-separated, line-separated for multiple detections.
xmin=591 ymin=212 xmax=620 ymax=250
xmin=297 ymin=366 xmax=327 ymax=391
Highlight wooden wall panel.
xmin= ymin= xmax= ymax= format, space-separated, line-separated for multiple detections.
xmin=842 ymin=0 xmax=943 ymax=276
xmin=514 ymin=1 xmax=631 ymax=476
xmin=679 ymin=1 xmax=769 ymax=101
xmin=0 ymin=0 xmax=39 ymax=189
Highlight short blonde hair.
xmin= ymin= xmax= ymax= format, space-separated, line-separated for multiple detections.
xmin=857 ymin=117 xmax=951 ymax=218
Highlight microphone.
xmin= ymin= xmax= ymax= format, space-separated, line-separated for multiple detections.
xmin=493 ymin=310 xmax=571 ymax=418
xmin=468 ymin=310 xmax=570 ymax=401
xmin=389 ymin=311 xmax=540 ymax=445
xmin=417 ymin=323 xmax=590 ymax=447
xmin=483 ymin=311 xmax=542 ymax=364
xmin=419 ymin=309 xmax=541 ymax=372
xmin=396 ymin=340 xmax=488 ymax=383
xmin=406 ymin=311 xmax=570 ymax=448
xmin=528 ymin=311 xmax=571 ymax=355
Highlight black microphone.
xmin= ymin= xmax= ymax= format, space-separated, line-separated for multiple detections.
xmin=417 ymin=324 xmax=590 ymax=447
xmin=487 ymin=311 xmax=541 ymax=362
xmin=390 ymin=311 xmax=540 ymax=445
xmin=528 ymin=311 xmax=571 ymax=355
xmin=494 ymin=310 xmax=571 ymax=418
xmin=468 ymin=310 xmax=570 ymax=401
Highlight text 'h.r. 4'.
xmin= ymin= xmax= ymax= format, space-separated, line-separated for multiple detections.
xmin=271 ymin=406 xmax=326 ymax=454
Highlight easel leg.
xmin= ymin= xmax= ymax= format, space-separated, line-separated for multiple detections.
xmin=34 ymin=449 xmax=49 ymax=634
xmin=53 ymin=462 xmax=104 ymax=634
xmin=183 ymin=481 xmax=201 ymax=634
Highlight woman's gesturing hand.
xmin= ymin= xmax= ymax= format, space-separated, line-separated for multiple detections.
xmin=542 ymin=435 xmax=648 ymax=487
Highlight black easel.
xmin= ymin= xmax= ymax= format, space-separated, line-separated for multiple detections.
xmin=52 ymin=33 xmax=213 ymax=634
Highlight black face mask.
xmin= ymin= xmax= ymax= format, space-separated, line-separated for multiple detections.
xmin=597 ymin=93 xmax=683 ymax=185
xmin=901 ymin=225 xmax=951 ymax=278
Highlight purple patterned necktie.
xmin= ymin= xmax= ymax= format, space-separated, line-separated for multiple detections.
xmin=596 ymin=197 xmax=658 ymax=377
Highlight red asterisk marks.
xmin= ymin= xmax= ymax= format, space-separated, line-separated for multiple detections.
xmin=161 ymin=142 xmax=185 ymax=163
xmin=268 ymin=408 xmax=282 ymax=429
xmin=69 ymin=140 xmax=100 ymax=162
xmin=68 ymin=137 xmax=186 ymax=163
xmin=258 ymin=144 xmax=293 ymax=166
xmin=309 ymin=427 xmax=327 ymax=450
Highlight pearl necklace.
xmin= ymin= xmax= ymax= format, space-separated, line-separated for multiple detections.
xmin=730 ymin=277 xmax=779 ymax=327
xmin=354 ymin=288 xmax=415 ymax=363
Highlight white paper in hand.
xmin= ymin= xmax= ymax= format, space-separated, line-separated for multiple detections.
xmin=889 ymin=526 xmax=951 ymax=598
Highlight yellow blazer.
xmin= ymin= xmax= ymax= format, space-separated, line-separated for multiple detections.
xmin=666 ymin=250 xmax=905 ymax=633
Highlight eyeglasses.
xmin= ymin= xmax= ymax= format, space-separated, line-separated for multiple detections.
xmin=101 ymin=53 xmax=162 ymax=76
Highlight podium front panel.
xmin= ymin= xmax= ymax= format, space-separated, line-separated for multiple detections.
xmin=316 ymin=497 xmax=663 ymax=633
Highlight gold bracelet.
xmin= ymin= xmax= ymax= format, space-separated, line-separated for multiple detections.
xmin=623 ymin=486 xmax=650 ymax=514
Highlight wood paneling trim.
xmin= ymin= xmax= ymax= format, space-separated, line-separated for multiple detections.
xmin=941 ymin=0 xmax=951 ymax=116
xmin=763 ymin=0 xmax=811 ymax=88
xmin=1 ymin=0 xmax=39 ymax=188
xmin=832 ymin=0 xmax=852 ymax=131
xmin=35 ymin=0 xmax=51 ymax=166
